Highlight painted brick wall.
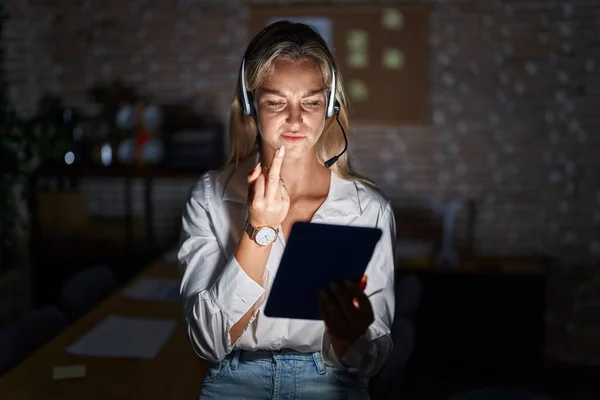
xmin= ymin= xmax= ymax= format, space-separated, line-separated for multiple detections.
xmin=2 ymin=0 xmax=600 ymax=363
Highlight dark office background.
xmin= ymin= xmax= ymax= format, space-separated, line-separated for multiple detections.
xmin=1 ymin=0 xmax=599 ymax=398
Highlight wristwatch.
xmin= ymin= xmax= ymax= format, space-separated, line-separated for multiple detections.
xmin=245 ymin=220 xmax=278 ymax=246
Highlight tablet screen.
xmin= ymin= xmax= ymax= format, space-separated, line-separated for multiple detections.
xmin=264 ymin=222 xmax=382 ymax=320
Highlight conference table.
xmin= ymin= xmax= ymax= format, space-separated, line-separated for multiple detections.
xmin=0 ymin=256 xmax=207 ymax=399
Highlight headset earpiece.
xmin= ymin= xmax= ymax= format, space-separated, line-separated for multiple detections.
xmin=240 ymin=58 xmax=256 ymax=117
xmin=331 ymin=100 xmax=340 ymax=117
xmin=246 ymin=92 xmax=256 ymax=117
xmin=325 ymin=68 xmax=339 ymax=119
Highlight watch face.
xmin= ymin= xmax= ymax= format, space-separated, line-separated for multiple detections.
xmin=255 ymin=227 xmax=277 ymax=246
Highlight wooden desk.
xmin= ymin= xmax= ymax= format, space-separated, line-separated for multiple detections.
xmin=0 ymin=259 xmax=207 ymax=399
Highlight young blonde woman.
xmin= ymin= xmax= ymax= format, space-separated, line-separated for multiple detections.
xmin=178 ymin=21 xmax=396 ymax=399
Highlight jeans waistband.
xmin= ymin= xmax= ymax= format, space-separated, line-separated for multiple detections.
xmin=226 ymin=349 xmax=326 ymax=374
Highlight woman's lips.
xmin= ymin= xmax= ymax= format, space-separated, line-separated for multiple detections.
xmin=281 ymin=134 xmax=305 ymax=142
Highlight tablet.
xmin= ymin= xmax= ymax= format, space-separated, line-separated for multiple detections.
xmin=263 ymin=221 xmax=383 ymax=320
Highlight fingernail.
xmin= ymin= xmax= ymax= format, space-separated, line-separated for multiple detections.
xmin=278 ymin=146 xmax=285 ymax=157
xmin=360 ymin=275 xmax=368 ymax=291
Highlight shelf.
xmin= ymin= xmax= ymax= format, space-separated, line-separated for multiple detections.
xmin=31 ymin=161 xmax=209 ymax=179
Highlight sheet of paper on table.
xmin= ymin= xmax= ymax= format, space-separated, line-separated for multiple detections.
xmin=66 ymin=315 xmax=177 ymax=360
xmin=121 ymin=277 xmax=181 ymax=302
xmin=52 ymin=364 xmax=87 ymax=380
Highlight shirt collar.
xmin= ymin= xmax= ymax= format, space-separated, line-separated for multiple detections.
xmin=221 ymin=153 xmax=362 ymax=219
xmin=313 ymin=170 xmax=362 ymax=221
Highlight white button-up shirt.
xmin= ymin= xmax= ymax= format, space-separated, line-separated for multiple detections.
xmin=178 ymin=155 xmax=396 ymax=378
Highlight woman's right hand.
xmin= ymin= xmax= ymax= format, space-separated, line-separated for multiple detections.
xmin=247 ymin=146 xmax=290 ymax=229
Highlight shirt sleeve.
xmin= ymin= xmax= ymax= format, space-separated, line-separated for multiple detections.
xmin=321 ymin=203 xmax=396 ymax=378
xmin=178 ymin=180 xmax=265 ymax=364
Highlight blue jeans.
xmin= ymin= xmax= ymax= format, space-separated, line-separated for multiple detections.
xmin=200 ymin=349 xmax=370 ymax=399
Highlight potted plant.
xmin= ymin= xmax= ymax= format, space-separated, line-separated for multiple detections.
xmin=0 ymin=5 xmax=72 ymax=272
xmin=0 ymin=98 xmax=29 ymax=272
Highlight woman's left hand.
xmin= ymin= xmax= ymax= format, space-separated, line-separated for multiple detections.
xmin=318 ymin=280 xmax=374 ymax=343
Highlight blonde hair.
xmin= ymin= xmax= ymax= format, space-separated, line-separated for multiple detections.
xmin=228 ymin=20 xmax=375 ymax=186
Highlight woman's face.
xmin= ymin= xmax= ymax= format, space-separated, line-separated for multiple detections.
xmin=254 ymin=57 xmax=328 ymax=160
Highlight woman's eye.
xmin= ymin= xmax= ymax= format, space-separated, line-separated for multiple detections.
xmin=266 ymin=101 xmax=285 ymax=108
xmin=304 ymin=101 xmax=321 ymax=108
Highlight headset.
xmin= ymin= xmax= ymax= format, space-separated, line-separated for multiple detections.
xmin=239 ymin=58 xmax=348 ymax=168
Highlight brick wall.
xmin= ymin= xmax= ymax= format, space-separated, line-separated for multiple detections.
xmin=2 ymin=0 xmax=600 ymax=364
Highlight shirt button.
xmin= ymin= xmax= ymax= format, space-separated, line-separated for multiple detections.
xmin=269 ymin=342 xmax=278 ymax=349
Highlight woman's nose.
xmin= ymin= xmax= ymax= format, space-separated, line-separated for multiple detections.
xmin=286 ymin=104 xmax=303 ymax=125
